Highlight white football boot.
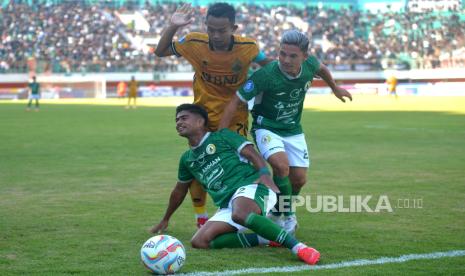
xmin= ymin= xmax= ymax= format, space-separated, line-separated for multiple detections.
xmin=267 ymin=213 xmax=284 ymax=228
xmin=283 ymin=214 xmax=298 ymax=235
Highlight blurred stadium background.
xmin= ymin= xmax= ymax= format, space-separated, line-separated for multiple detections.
xmin=0 ymin=0 xmax=464 ymax=100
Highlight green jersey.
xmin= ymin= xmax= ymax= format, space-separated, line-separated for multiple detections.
xmin=29 ymin=82 xmax=40 ymax=95
xmin=238 ymin=56 xmax=320 ymax=136
xmin=178 ymin=129 xmax=260 ymax=208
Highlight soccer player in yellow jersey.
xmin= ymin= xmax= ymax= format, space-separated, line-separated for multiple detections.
xmin=127 ymin=76 xmax=138 ymax=109
xmin=155 ymin=2 xmax=269 ymax=229
xmin=387 ymin=74 xmax=398 ymax=99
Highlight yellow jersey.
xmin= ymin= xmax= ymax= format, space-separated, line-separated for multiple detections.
xmin=129 ymin=80 xmax=138 ymax=97
xmin=387 ymin=76 xmax=397 ymax=92
xmin=172 ymin=32 xmax=260 ymax=135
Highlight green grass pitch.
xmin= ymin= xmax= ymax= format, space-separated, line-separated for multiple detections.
xmin=1 ymin=98 xmax=464 ymax=275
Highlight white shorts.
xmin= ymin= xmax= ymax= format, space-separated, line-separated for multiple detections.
xmin=29 ymin=94 xmax=40 ymax=100
xmin=208 ymin=184 xmax=277 ymax=232
xmin=254 ymin=128 xmax=310 ymax=168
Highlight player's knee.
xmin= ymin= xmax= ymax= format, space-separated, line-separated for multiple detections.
xmin=231 ymin=210 xmax=247 ymax=226
xmin=190 ymin=236 xmax=209 ymax=249
xmin=292 ymin=178 xmax=306 ymax=190
xmin=272 ymin=163 xmax=289 ymax=178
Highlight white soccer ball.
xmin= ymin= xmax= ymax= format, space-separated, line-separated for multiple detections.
xmin=141 ymin=235 xmax=186 ymax=274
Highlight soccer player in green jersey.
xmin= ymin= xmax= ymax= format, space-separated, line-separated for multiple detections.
xmin=219 ymin=29 xmax=352 ymax=234
xmin=150 ymin=104 xmax=320 ymax=265
xmin=26 ymin=76 xmax=40 ymax=111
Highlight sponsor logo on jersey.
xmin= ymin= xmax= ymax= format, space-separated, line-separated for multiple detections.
xmin=285 ymin=101 xmax=302 ymax=108
xmin=243 ymin=80 xmax=254 ymax=93
xmin=206 ymin=144 xmax=216 ymax=155
xmin=290 ymin=88 xmax=304 ymax=99
xmin=200 ymin=156 xmax=225 ymax=191
xmin=274 ymin=101 xmax=285 ymax=109
xmin=277 ymin=108 xmax=298 ymax=122
xmin=201 ymin=72 xmax=239 ymax=86
xmin=202 ymin=157 xmax=221 ymax=174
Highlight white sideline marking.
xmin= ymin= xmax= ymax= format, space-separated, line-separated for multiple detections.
xmin=178 ymin=250 xmax=465 ymax=276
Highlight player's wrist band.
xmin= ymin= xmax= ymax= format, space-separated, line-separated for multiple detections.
xmin=259 ymin=167 xmax=271 ymax=176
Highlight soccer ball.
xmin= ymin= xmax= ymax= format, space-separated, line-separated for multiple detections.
xmin=140 ymin=235 xmax=186 ymax=274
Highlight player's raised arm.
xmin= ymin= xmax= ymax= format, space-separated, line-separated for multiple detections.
xmin=155 ymin=3 xmax=194 ymax=57
xmin=240 ymin=144 xmax=280 ymax=193
xmin=316 ymin=63 xmax=352 ymax=102
xmin=218 ymin=94 xmax=243 ymax=129
xmin=149 ymin=180 xmax=191 ymax=234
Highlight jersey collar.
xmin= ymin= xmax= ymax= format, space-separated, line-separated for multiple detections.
xmin=278 ymin=62 xmax=302 ymax=80
xmin=209 ymin=35 xmax=235 ymax=52
xmin=191 ymin=132 xmax=211 ymax=149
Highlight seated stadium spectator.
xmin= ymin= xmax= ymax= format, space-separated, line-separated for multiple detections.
xmin=1 ymin=1 xmax=464 ymax=73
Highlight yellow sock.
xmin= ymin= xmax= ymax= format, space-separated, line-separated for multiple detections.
xmin=194 ymin=206 xmax=208 ymax=217
xmin=190 ymin=180 xmax=208 ymax=218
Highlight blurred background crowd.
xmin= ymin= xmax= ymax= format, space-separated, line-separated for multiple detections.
xmin=1 ymin=0 xmax=464 ymax=73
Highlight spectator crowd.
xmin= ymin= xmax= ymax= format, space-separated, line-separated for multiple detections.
xmin=1 ymin=1 xmax=464 ymax=73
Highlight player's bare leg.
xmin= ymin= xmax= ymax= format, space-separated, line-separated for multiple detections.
xmin=189 ymin=180 xmax=208 ymax=228
xmin=26 ymin=99 xmax=32 ymax=111
xmin=190 ymin=221 xmax=235 ymax=249
xmin=34 ymin=99 xmax=40 ymax=111
xmin=289 ymin=167 xmax=307 ymax=195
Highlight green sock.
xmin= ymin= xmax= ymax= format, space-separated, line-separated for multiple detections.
xmin=245 ymin=213 xmax=298 ymax=249
xmin=287 ymin=188 xmax=301 ymax=216
xmin=272 ymin=175 xmax=292 ymax=216
xmin=209 ymin=233 xmax=263 ymax=248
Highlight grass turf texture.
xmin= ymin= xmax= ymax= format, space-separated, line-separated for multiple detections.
xmin=1 ymin=96 xmax=465 ymax=275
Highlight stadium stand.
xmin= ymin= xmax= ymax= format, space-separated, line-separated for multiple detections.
xmin=0 ymin=0 xmax=464 ymax=73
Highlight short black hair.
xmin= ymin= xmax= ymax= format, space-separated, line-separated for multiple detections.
xmin=176 ymin=104 xmax=209 ymax=127
xmin=207 ymin=2 xmax=235 ymax=24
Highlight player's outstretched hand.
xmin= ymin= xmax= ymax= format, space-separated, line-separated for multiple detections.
xmin=149 ymin=219 xmax=169 ymax=234
xmin=333 ymin=87 xmax=353 ymax=102
xmin=260 ymin=175 xmax=280 ymax=194
xmin=171 ymin=3 xmax=194 ymax=27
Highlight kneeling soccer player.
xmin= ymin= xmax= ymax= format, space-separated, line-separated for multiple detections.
xmin=150 ymin=104 xmax=320 ymax=265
